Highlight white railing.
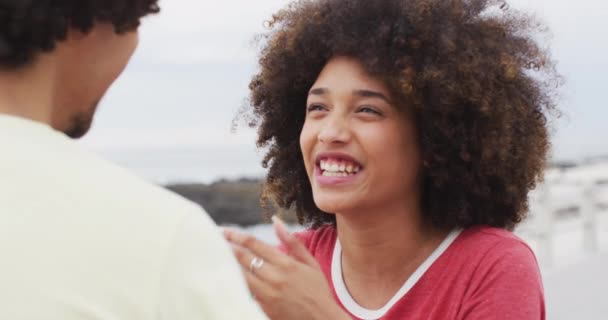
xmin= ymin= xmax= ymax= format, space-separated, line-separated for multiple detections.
xmin=518 ymin=164 xmax=608 ymax=268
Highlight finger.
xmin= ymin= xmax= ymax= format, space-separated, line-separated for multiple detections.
xmin=230 ymin=243 xmax=284 ymax=285
xmin=224 ymin=228 xmax=289 ymax=266
xmin=272 ymin=215 xmax=292 ymax=244
xmin=242 ymin=268 xmax=278 ymax=306
xmin=234 ymin=259 xmax=274 ymax=301
xmin=272 ymin=216 xmax=318 ymax=267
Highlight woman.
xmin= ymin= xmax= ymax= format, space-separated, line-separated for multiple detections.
xmin=225 ymin=0 xmax=560 ymax=319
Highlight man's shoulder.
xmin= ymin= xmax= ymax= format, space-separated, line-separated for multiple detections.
xmin=0 ymin=119 xmax=265 ymax=319
xmin=0 ymin=124 xmax=212 ymax=247
xmin=3 ymin=126 xmax=201 ymax=216
xmin=67 ymin=149 xmax=210 ymax=233
xmin=0 ymin=120 xmax=220 ymax=266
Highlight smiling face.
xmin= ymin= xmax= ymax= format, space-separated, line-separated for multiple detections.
xmin=300 ymin=56 xmax=422 ymax=215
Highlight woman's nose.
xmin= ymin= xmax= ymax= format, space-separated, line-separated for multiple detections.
xmin=318 ymin=113 xmax=351 ymax=145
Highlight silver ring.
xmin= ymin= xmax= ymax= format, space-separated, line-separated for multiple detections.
xmin=249 ymin=257 xmax=265 ymax=275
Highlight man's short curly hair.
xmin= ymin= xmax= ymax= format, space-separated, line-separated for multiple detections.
xmin=0 ymin=0 xmax=159 ymax=69
xmin=247 ymin=0 xmax=561 ymax=231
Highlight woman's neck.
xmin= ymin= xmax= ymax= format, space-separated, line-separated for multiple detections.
xmin=335 ymin=201 xmax=448 ymax=308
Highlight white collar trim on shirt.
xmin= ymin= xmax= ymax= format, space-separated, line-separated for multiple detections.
xmin=331 ymin=228 xmax=463 ymax=320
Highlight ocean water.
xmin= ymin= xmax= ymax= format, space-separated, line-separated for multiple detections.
xmin=85 ymin=145 xmax=267 ymax=184
xmin=241 ymin=224 xmax=304 ymax=246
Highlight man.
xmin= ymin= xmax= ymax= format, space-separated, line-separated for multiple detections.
xmin=0 ymin=1 xmax=266 ymax=319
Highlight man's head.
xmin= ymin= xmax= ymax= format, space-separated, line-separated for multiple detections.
xmin=0 ymin=0 xmax=159 ymax=138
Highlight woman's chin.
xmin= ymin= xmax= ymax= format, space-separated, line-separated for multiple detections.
xmin=313 ymin=193 xmax=359 ymax=214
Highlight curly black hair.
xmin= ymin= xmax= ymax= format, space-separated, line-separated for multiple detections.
xmin=0 ymin=0 xmax=159 ymax=69
xmin=246 ymin=0 xmax=561 ymax=231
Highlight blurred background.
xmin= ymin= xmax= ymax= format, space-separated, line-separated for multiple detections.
xmin=78 ymin=0 xmax=608 ymax=319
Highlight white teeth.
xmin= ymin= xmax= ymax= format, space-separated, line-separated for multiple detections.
xmin=321 ymin=170 xmax=355 ymax=177
xmin=322 ymin=171 xmax=335 ymax=177
xmin=319 ymin=158 xmax=362 ymax=175
xmin=322 ymin=171 xmax=347 ymax=177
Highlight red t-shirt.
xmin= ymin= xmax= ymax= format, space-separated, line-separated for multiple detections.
xmin=287 ymin=225 xmax=545 ymax=320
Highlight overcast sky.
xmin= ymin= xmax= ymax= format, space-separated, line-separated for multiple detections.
xmin=80 ymin=0 xmax=608 ymax=170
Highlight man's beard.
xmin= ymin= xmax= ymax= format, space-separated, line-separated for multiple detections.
xmin=64 ymin=100 xmax=99 ymax=139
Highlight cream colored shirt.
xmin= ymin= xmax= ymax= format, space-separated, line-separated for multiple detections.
xmin=0 ymin=115 xmax=267 ymax=319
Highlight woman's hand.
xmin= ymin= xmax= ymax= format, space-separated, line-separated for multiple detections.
xmin=223 ymin=218 xmax=350 ymax=320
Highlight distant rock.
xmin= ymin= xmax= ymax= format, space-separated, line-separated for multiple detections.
xmin=165 ymin=178 xmax=297 ymax=226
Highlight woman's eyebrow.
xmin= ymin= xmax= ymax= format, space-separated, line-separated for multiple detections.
xmin=353 ymin=89 xmax=391 ymax=103
xmin=308 ymin=87 xmax=328 ymax=96
xmin=308 ymin=88 xmax=391 ymax=103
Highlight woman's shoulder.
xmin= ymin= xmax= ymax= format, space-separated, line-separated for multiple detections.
xmin=444 ymin=226 xmax=545 ymax=318
xmin=450 ymin=225 xmax=542 ymax=281
xmin=456 ymin=225 xmax=535 ymax=254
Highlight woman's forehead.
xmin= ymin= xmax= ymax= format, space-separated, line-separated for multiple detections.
xmin=310 ymin=57 xmax=392 ymax=97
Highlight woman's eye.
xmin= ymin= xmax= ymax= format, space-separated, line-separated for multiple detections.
xmin=307 ymin=104 xmax=326 ymax=113
xmin=358 ymin=106 xmax=382 ymax=115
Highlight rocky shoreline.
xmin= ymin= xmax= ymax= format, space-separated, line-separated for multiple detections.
xmin=165 ymin=178 xmax=297 ymax=226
